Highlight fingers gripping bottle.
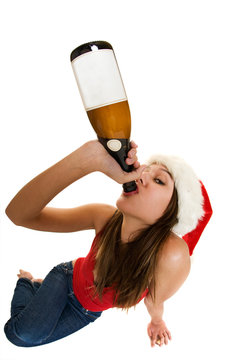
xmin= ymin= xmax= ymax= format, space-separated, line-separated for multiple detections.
xmin=70 ymin=40 xmax=137 ymax=193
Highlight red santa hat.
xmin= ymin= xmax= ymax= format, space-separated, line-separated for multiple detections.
xmin=146 ymin=154 xmax=213 ymax=255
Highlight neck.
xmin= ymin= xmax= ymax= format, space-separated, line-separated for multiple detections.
xmin=120 ymin=214 xmax=147 ymax=244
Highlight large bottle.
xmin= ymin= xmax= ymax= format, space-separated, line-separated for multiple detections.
xmin=70 ymin=40 xmax=137 ymax=193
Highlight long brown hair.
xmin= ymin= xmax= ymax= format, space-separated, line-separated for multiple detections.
xmin=92 ymin=187 xmax=178 ymax=311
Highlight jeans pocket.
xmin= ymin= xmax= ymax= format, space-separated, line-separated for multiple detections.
xmin=68 ymin=294 xmax=101 ymax=321
xmin=84 ymin=309 xmax=102 ymax=321
xmin=85 ymin=312 xmax=98 ymax=320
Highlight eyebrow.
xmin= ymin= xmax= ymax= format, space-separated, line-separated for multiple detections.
xmin=146 ymin=164 xmax=173 ymax=180
xmin=159 ymin=168 xmax=173 ymax=180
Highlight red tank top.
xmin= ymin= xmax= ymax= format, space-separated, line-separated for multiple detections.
xmin=72 ymin=231 xmax=149 ymax=312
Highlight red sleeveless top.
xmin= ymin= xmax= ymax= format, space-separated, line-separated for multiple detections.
xmin=72 ymin=231 xmax=149 ymax=312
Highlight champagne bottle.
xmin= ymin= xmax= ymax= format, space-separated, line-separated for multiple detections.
xmin=70 ymin=40 xmax=137 ymax=193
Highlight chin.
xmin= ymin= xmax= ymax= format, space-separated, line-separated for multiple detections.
xmin=116 ymin=197 xmax=163 ymax=226
xmin=115 ymin=196 xmax=125 ymax=213
xmin=115 ymin=197 xmax=142 ymax=221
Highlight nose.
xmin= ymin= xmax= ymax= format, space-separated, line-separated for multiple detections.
xmin=138 ymin=169 xmax=150 ymax=187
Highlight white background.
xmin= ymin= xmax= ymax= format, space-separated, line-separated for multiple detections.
xmin=0 ymin=1 xmax=239 ymax=359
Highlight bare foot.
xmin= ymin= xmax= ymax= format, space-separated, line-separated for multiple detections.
xmin=17 ymin=270 xmax=43 ymax=284
xmin=17 ymin=269 xmax=33 ymax=280
xmin=32 ymin=278 xmax=43 ymax=284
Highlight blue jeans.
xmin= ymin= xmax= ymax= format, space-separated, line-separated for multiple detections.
xmin=4 ymin=261 xmax=102 ymax=347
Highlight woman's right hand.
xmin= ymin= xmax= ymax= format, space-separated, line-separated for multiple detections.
xmin=86 ymin=139 xmax=147 ymax=184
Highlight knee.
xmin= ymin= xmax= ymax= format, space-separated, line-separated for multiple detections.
xmin=4 ymin=320 xmax=43 ymax=347
xmin=4 ymin=320 xmax=33 ymax=347
xmin=15 ymin=327 xmax=46 ymax=346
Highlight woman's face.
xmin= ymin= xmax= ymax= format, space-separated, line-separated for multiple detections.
xmin=116 ymin=164 xmax=175 ymax=226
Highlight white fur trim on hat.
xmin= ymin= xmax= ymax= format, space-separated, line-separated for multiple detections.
xmin=146 ymin=154 xmax=204 ymax=235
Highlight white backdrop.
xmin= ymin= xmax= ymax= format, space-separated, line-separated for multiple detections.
xmin=0 ymin=1 xmax=239 ymax=359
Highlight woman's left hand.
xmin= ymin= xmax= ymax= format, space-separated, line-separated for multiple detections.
xmin=93 ymin=139 xmax=147 ymax=184
xmin=147 ymin=319 xmax=172 ymax=348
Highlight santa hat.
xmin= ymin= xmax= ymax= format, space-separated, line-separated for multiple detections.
xmin=146 ymin=154 xmax=213 ymax=255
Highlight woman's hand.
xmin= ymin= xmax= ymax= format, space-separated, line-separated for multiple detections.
xmin=87 ymin=139 xmax=147 ymax=184
xmin=147 ymin=319 xmax=172 ymax=348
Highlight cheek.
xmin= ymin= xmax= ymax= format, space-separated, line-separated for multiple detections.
xmin=147 ymin=191 xmax=172 ymax=216
xmin=115 ymin=188 xmax=173 ymax=222
xmin=147 ymin=199 xmax=165 ymax=218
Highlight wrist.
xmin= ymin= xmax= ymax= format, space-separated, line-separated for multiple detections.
xmin=145 ymin=297 xmax=164 ymax=322
xmin=151 ymin=318 xmax=164 ymax=325
xmin=68 ymin=141 xmax=99 ymax=176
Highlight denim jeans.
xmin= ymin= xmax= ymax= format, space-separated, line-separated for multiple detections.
xmin=4 ymin=261 xmax=102 ymax=347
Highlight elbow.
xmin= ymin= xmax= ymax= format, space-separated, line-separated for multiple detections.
xmin=144 ymin=293 xmax=164 ymax=309
xmin=144 ymin=294 xmax=151 ymax=307
xmin=144 ymin=296 xmax=164 ymax=321
xmin=144 ymin=295 xmax=163 ymax=307
xmin=5 ymin=206 xmax=23 ymax=226
xmin=5 ymin=206 xmax=14 ymax=223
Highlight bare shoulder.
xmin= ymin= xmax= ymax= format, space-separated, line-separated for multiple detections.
xmin=158 ymin=232 xmax=191 ymax=270
xmin=163 ymin=231 xmax=190 ymax=256
xmin=147 ymin=232 xmax=191 ymax=304
xmin=93 ymin=204 xmax=118 ymax=234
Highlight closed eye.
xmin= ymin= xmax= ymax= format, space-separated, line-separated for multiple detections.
xmin=154 ymin=178 xmax=165 ymax=185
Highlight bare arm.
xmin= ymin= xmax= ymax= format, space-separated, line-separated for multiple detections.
xmin=6 ymin=141 xmax=96 ymax=225
xmin=5 ymin=140 xmax=145 ymax=232
xmin=144 ymin=235 xmax=191 ymax=347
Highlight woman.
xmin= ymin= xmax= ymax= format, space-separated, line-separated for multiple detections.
xmin=4 ymin=139 xmax=212 ymax=348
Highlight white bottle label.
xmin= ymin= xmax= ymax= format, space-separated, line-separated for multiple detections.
xmin=107 ymin=139 xmax=122 ymax=152
xmin=71 ymin=49 xmax=127 ymax=111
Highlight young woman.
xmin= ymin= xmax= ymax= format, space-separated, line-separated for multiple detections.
xmin=4 ymin=139 xmax=212 ymax=348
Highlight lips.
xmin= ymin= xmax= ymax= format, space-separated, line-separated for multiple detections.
xmin=123 ymin=185 xmax=139 ymax=196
